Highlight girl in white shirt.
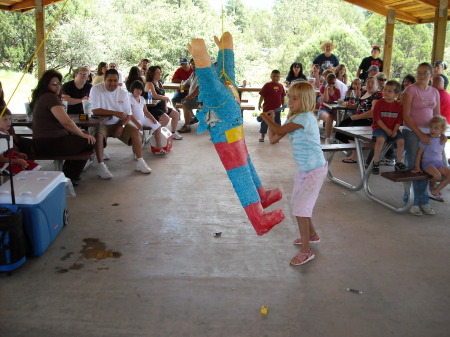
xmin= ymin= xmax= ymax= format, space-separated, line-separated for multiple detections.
xmin=129 ymin=80 xmax=166 ymax=154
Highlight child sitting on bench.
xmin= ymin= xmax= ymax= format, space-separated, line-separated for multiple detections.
xmin=412 ymin=115 xmax=450 ymax=202
xmin=0 ymin=108 xmax=40 ymax=174
xmin=371 ymin=80 xmax=408 ymax=175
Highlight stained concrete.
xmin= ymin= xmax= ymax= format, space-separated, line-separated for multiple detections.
xmin=1 ymin=116 xmax=449 ymax=337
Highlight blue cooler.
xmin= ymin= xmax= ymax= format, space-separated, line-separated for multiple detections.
xmin=0 ymin=171 xmax=67 ymax=256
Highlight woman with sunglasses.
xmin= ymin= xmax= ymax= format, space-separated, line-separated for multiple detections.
xmin=376 ymin=72 xmax=387 ymax=90
xmin=30 ymin=69 xmax=96 ymax=186
xmin=285 ymin=62 xmax=306 ymax=87
xmin=61 ymin=66 xmax=92 ymax=115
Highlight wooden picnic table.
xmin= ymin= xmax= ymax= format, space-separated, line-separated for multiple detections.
xmin=12 ymin=115 xmax=110 ymax=128
xmin=163 ymin=82 xmax=181 ymax=90
xmin=322 ymin=102 xmax=353 ymax=125
xmin=237 ymin=86 xmax=262 ymax=93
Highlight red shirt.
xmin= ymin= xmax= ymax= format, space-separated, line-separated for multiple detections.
xmin=259 ymin=82 xmax=286 ymax=111
xmin=438 ymin=89 xmax=450 ymax=124
xmin=172 ymin=67 xmax=193 ymax=92
xmin=372 ymin=99 xmax=403 ymax=130
xmin=319 ymin=85 xmax=341 ymax=110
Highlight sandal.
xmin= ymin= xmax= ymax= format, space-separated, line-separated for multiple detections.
xmin=429 ymin=194 xmax=445 ymax=202
xmin=293 ymin=233 xmax=320 ymax=245
xmin=342 ymin=158 xmax=357 ymax=164
xmin=290 ymin=250 xmax=315 ymax=266
xmin=154 ymin=149 xmax=167 ymax=155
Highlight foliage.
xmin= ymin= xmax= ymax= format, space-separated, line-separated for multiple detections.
xmin=0 ymin=0 xmax=447 ymax=88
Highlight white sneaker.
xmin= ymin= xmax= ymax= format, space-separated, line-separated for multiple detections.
xmin=103 ymin=150 xmax=110 ymax=160
xmin=420 ymin=205 xmax=435 ymax=215
xmin=172 ymin=132 xmax=183 ymax=140
xmin=409 ymin=206 xmax=423 ymax=216
xmin=136 ymin=160 xmax=152 ymax=174
xmin=98 ymin=164 xmax=113 ymax=179
xmin=83 ymin=158 xmax=94 ymax=171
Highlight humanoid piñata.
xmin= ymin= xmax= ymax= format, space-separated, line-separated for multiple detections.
xmin=188 ymin=32 xmax=284 ymax=235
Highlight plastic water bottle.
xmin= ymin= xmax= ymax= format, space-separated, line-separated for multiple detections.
xmin=147 ymin=92 xmax=153 ymax=103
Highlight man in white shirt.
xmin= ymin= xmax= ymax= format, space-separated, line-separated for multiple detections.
xmin=90 ymin=69 xmax=152 ymax=179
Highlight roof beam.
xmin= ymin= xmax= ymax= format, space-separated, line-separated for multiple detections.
xmin=10 ymin=0 xmax=61 ymax=11
xmin=415 ymin=0 xmax=440 ymax=8
xmin=343 ymin=0 xmax=421 ymax=23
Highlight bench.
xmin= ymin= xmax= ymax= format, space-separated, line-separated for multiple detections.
xmin=321 ymin=143 xmax=374 ymax=152
xmin=381 ymin=170 xmax=431 ymax=182
xmin=29 ymin=150 xmax=95 ymax=171
xmin=361 ymin=170 xmax=432 ymax=214
xmin=241 ymin=103 xmax=255 ymax=111
xmin=323 ymin=141 xmax=376 ymax=191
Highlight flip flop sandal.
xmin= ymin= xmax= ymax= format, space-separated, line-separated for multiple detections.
xmin=342 ymin=158 xmax=357 ymax=163
xmin=293 ymin=233 xmax=320 ymax=245
xmin=429 ymin=194 xmax=445 ymax=202
xmin=154 ymin=149 xmax=167 ymax=155
xmin=290 ymin=250 xmax=315 ymax=266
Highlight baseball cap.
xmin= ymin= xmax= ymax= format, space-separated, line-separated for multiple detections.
xmin=367 ymin=65 xmax=379 ymax=72
xmin=180 ymin=58 xmax=188 ymax=65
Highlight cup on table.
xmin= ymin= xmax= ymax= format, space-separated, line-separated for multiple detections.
xmin=82 ymin=100 xmax=92 ymax=116
xmin=24 ymin=102 xmax=33 ymax=121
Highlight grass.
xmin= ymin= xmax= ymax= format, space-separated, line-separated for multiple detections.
xmin=0 ymin=69 xmax=38 ymax=114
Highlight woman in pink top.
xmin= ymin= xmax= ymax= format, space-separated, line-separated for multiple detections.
xmin=402 ymin=62 xmax=440 ymax=216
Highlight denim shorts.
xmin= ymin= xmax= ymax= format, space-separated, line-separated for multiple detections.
xmin=372 ymin=128 xmax=404 ymax=141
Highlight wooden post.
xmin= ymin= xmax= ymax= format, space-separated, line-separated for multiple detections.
xmin=35 ymin=0 xmax=46 ymax=78
xmin=431 ymin=0 xmax=448 ymax=63
xmin=383 ymin=9 xmax=395 ymax=80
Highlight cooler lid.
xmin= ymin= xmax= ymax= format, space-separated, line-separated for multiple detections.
xmin=0 ymin=171 xmax=66 ymax=204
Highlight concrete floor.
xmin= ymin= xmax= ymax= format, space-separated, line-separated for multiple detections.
xmin=1 ymin=115 xmax=450 ymax=337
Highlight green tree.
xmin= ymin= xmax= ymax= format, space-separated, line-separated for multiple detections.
xmin=361 ymin=14 xmax=434 ymax=80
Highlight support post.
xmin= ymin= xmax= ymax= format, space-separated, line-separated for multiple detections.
xmin=35 ymin=0 xmax=46 ymax=78
xmin=431 ymin=0 xmax=448 ymax=63
xmin=383 ymin=9 xmax=395 ymax=80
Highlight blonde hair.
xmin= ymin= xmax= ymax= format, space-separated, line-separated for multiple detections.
xmin=429 ymin=115 xmax=448 ymax=131
xmin=287 ymin=82 xmax=316 ymax=120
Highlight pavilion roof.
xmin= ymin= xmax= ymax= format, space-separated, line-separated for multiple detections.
xmin=0 ymin=0 xmax=63 ymax=12
xmin=342 ymin=0 xmax=450 ymax=24
xmin=1 ymin=0 xmax=448 ymax=24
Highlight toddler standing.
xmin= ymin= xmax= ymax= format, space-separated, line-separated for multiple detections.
xmin=260 ymin=81 xmax=327 ymax=265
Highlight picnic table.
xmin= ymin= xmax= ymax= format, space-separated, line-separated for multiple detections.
xmin=163 ymin=82 xmax=181 ymax=90
xmin=12 ymin=115 xmax=110 ymax=128
xmin=322 ymin=102 xmax=353 ymax=125
xmin=326 ymin=126 xmax=450 ymax=213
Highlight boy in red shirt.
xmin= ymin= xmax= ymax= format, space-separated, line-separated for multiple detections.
xmin=371 ymin=80 xmax=408 ymax=174
xmin=258 ymin=70 xmax=286 ymax=142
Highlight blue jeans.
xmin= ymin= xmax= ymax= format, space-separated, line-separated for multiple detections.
xmin=259 ymin=112 xmax=281 ymax=134
xmin=403 ymin=129 xmax=430 ymax=206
